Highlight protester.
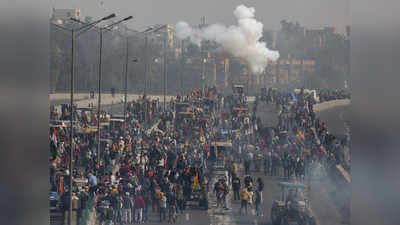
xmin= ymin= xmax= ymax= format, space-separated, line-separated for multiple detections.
xmin=240 ymin=188 xmax=249 ymax=215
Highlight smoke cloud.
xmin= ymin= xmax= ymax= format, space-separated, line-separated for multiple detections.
xmin=175 ymin=4 xmax=280 ymax=74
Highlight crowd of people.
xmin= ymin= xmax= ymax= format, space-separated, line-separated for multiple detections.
xmin=49 ymin=86 xmax=350 ymax=225
xmin=50 ymin=87 xmax=240 ymax=225
xmin=239 ymin=88 xmax=350 ymax=183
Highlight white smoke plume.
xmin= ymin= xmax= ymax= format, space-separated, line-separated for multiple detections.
xmin=175 ymin=4 xmax=280 ymax=74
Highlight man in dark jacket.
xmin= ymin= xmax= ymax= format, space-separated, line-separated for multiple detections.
xmin=232 ymin=175 xmax=241 ymax=200
xmin=122 ymin=192 xmax=133 ymax=224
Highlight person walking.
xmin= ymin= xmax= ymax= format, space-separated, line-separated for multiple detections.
xmin=104 ymin=205 xmax=115 ymax=225
xmin=222 ymin=178 xmax=229 ymax=210
xmin=256 ymin=178 xmax=264 ymax=203
xmin=160 ymin=193 xmax=167 ymax=222
xmin=247 ymin=187 xmax=254 ymax=213
xmin=143 ymin=189 xmax=151 ymax=222
xmin=240 ymin=188 xmax=249 ymax=215
xmin=122 ymin=192 xmax=133 ymax=224
xmin=232 ymin=175 xmax=241 ymax=201
xmin=254 ymin=190 xmax=262 ymax=216
xmin=176 ymin=184 xmax=185 ymax=214
xmin=134 ymin=193 xmax=145 ymax=224
xmin=214 ymin=179 xmax=224 ymax=208
xmin=111 ymin=193 xmax=122 ymax=224
xmin=167 ymin=190 xmax=177 ymax=223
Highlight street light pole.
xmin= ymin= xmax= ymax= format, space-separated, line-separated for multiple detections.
xmin=180 ymin=40 xmax=184 ymax=93
xmin=96 ymin=16 xmax=133 ymax=164
xmin=52 ymin=13 xmax=115 ymax=225
xmin=202 ymin=58 xmax=206 ymax=93
xmin=163 ymin=35 xmax=167 ymax=112
xmin=144 ymin=35 xmax=148 ymax=97
xmin=97 ymin=30 xmax=103 ymax=164
xmin=124 ymin=56 xmax=138 ymax=135
xmin=124 ymin=37 xmax=129 ymax=135
xmin=69 ymin=29 xmax=74 ymax=225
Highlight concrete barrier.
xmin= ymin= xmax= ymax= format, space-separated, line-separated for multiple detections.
xmin=51 ymin=93 xmax=177 ymax=113
xmin=51 ymin=93 xmax=258 ymax=104
xmin=313 ymin=99 xmax=351 ymax=112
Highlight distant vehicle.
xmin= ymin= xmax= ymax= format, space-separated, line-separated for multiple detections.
xmin=110 ymin=114 xmax=125 ymax=120
xmin=109 ymin=118 xmax=124 ymax=130
xmin=175 ymin=103 xmax=193 ymax=122
xmin=186 ymin=186 xmax=208 ymax=210
xmin=233 ymin=84 xmax=245 ymax=95
xmin=210 ymin=141 xmax=233 ymax=171
xmin=49 ymin=192 xmax=60 ymax=212
xmin=270 ymin=182 xmax=316 ymax=225
xmin=215 ymin=129 xmax=230 ymax=142
xmin=231 ymin=107 xmax=249 ymax=119
xmin=175 ymin=103 xmax=191 ymax=113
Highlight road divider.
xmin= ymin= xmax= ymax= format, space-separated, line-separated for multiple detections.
xmin=313 ymin=99 xmax=351 ymax=112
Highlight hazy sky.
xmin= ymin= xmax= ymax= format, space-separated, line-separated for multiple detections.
xmin=51 ymin=0 xmax=349 ymax=33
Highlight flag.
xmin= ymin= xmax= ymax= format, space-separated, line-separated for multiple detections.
xmin=193 ymin=172 xmax=200 ymax=191
xmin=51 ymin=130 xmax=58 ymax=147
xmin=59 ymin=176 xmax=63 ymax=194
xmin=215 ymin=141 xmax=218 ymax=157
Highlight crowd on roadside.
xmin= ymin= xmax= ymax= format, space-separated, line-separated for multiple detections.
xmin=50 ymin=87 xmax=250 ymax=225
xmin=244 ymin=88 xmax=350 ymax=183
xmin=49 ymin=86 xmax=351 ymax=224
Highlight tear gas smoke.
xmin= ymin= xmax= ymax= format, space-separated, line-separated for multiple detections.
xmin=175 ymin=4 xmax=280 ymax=74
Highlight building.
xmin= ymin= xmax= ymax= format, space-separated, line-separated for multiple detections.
xmin=152 ymin=24 xmax=177 ymax=49
xmin=51 ymin=8 xmax=81 ymax=25
xmin=262 ymin=30 xmax=278 ymax=49
xmin=305 ymin=26 xmax=339 ymax=49
xmin=269 ymin=58 xmax=316 ymax=85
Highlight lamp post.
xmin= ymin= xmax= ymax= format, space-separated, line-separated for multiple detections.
xmin=97 ymin=16 xmax=133 ymax=164
xmin=180 ymin=40 xmax=185 ymax=93
xmin=120 ymin=27 xmax=153 ymax=133
xmin=142 ymin=25 xmax=167 ymax=122
xmin=51 ymin=13 xmax=115 ymax=225
xmin=163 ymin=34 xmax=167 ymax=112
xmin=69 ymin=21 xmax=152 ymax=135
xmin=124 ymin=58 xmax=138 ymax=134
xmin=151 ymin=24 xmax=172 ymax=112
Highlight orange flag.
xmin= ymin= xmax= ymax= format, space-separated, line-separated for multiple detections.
xmin=193 ymin=172 xmax=200 ymax=190
xmin=59 ymin=176 xmax=63 ymax=194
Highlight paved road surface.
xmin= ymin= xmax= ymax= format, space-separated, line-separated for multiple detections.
xmin=256 ymin=102 xmax=347 ymax=225
xmin=89 ymin=102 xmax=347 ymax=225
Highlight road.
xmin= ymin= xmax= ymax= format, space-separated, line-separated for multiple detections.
xmin=104 ymin=102 xmax=347 ymax=225
xmin=256 ymin=102 xmax=346 ymax=225
xmin=119 ymin=168 xmax=281 ymax=225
